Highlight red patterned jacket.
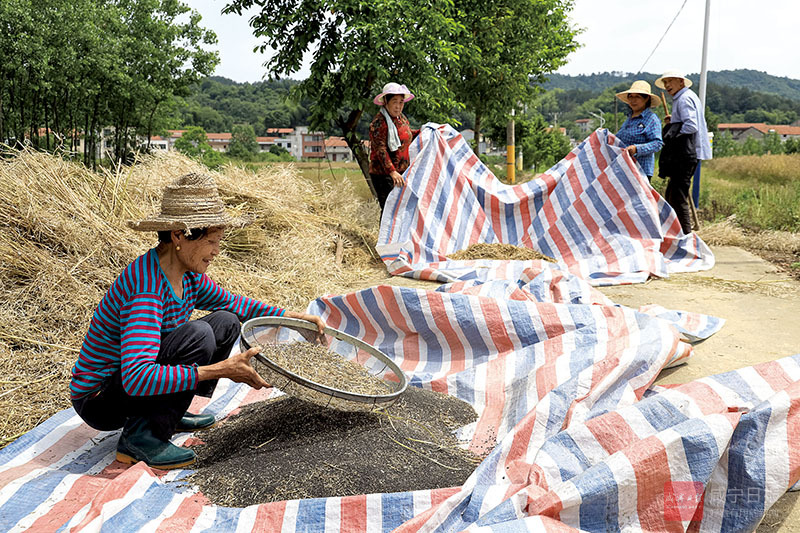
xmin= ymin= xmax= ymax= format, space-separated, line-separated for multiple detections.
xmin=368 ymin=112 xmax=419 ymax=175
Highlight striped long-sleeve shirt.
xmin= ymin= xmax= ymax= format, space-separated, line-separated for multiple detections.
xmin=70 ymin=248 xmax=284 ymax=399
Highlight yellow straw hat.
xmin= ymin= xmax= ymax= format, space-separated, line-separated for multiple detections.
xmin=128 ymin=173 xmax=249 ymax=232
xmin=654 ymin=70 xmax=693 ymax=89
xmin=616 ymin=80 xmax=658 ymax=107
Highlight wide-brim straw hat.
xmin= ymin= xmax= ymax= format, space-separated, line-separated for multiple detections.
xmin=128 ymin=172 xmax=249 ymax=232
xmin=616 ymin=80 xmax=658 ymax=107
xmin=373 ymin=82 xmax=415 ymax=106
xmin=654 ymin=70 xmax=693 ymax=89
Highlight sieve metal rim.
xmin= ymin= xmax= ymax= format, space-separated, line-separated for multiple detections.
xmin=239 ymin=316 xmax=408 ymax=405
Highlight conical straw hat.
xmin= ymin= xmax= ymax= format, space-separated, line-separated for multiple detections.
xmin=616 ymin=80 xmax=658 ymax=107
xmin=128 ymin=172 xmax=248 ymax=232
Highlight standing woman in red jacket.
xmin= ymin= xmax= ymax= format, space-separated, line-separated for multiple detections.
xmin=368 ymin=82 xmax=420 ymax=218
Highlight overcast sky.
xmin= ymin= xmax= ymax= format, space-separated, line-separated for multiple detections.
xmin=190 ymin=0 xmax=800 ymax=83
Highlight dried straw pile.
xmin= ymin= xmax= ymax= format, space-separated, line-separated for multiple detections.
xmin=698 ymin=217 xmax=800 ymax=254
xmin=0 ymin=148 xmax=383 ymax=447
xmin=448 ymin=242 xmax=556 ymax=262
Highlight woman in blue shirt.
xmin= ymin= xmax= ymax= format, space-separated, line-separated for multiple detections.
xmin=615 ymin=80 xmax=664 ymax=181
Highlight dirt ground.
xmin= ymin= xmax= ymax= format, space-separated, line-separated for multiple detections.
xmin=358 ymin=245 xmax=800 ymax=531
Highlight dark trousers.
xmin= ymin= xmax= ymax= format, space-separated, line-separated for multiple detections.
xmin=72 ymin=311 xmax=240 ymax=441
xmin=664 ymin=162 xmax=698 ymax=235
xmin=370 ymin=173 xmax=395 ymax=217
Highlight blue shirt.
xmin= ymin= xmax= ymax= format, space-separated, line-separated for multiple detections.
xmin=615 ymin=108 xmax=663 ymax=177
xmin=670 ymin=87 xmax=712 ymax=160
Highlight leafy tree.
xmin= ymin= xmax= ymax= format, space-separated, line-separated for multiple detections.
xmin=742 ymin=136 xmax=764 ymax=156
xmin=177 ymin=77 xmax=311 ymax=135
xmin=173 ymin=126 xmax=223 ymax=168
xmin=705 ymin=108 xmax=720 ymax=131
xmin=183 ymin=102 xmax=231 ymax=132
xmin=711 ymin=131 xmax=740 ymax=158
xmin=269 ymin=144 xmax=289 ymax=156
xmin=200 ymin=146 xmax=225 ymax=169
xmin=0 ymin=0 xmax=218 ymax=167
xmin=174 ymin=126 xmax=210 ymax=157
xmin=222 ymin=0 xmax=466 ymax=187
xmin=484 ymin=106 xmax=572 ymax=174
xmin=762 ymin=131 xmax=784 ymax=155
xmin=264 ymin=107 xmax=292 ymax=129
xmin=784 ymin=138 xmax=800 ymax=155
xmin=448 ymin=0 xmax=578 ymax=153
xmin=227 ymin=123 xmax=258 ymax=158
xmin=519 ymin=119 xmax=572 ymax=173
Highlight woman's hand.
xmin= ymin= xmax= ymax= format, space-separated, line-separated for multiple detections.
xmin=390 ymin=170 xmax=404 ymax=187
xmin=284 ymin=310 xmax=326 ymax=335
xmin=197 ymin=347 xmax=269 ymax=389
xmin=626 ymin=145 xmax=637 ymax=155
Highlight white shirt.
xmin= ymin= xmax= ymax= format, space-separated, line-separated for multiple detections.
xmin=671 ymin=87 xmax=712 ymax=160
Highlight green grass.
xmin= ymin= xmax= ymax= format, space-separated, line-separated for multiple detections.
xmin=698 ymin=155 xmax=800 ymax=232
xmin=298 ymin=164 xmax=374 ymax=201
xmin=243 ymin=161 xmax=374 ymax=201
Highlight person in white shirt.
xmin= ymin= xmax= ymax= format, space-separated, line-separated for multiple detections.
xmin=655 ymin=70 xmax=712 ymax=234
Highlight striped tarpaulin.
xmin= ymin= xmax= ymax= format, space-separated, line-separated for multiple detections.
xmin=377 ymin=124 xmax=714 ymax=287
xmin=1 ymin=285 xmax=795 ymax=532
xmin=5 ymin=125 xmax=786 ymax=533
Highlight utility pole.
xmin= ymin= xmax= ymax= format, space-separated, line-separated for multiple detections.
xmin=507 ymin=108 xmax=515 ymax=184
xmin=693 ymin=0 xmax=711 ymax=209
xmin=698 ymin=0 xmax=711 ymax=108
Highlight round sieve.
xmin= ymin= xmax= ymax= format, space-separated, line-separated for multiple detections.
xmin=239 ymin=316 xmax=407 ymax=411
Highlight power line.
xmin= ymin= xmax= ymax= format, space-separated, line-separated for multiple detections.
xmin=636 ymin=0 xmax=690 ymax=74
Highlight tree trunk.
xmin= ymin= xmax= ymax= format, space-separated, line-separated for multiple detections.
xmin=13 ymin=77 xmax=25 ymax=145
xmin=146 ymin=99 xmax=161 ymax=149
xmin=89 ymin=92 xmax=101 ymax=170
xmin=30 ymin=90 xmax=38 ymax=149
xmin=83 ymin=111 xmax=90 ymax=166
xmin=44 ymin=96 xmax=50 ymax=151
xmin=52 ymin=93 xmax=61 ymax=149
xmin=338 ymin=109 xmax=376 ymax=199
xmin=0 ymin=72 xmax=5 ymax=145
xmin=473 ymin=112 xmax=482 ymax=155
xmin=335 ymin=72 xmax=377 ymax=198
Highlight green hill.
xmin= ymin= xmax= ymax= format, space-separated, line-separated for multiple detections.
xmin=546 ymin=69 xmax=800 ymax=102
xmin=543 ymin=69 xmax=800 ymax=128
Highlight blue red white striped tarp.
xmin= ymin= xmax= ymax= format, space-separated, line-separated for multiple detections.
xmin=377 ymin=124 xmax=714 ymax=286
xmin=1 ymin=287 xmax=796 ymax=531
xmin=4 ymin=125 xmax=787 ymax=533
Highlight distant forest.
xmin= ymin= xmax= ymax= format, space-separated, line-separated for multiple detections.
xmin=545 ymin=69 xmax=800 ymax=129
xmin=173 ymin=76 xmax=466 ymax=138
xmin=174 ymin=69 xmax=800 ymax=139
xmin=174 ymin=77 xmax=313 ymax=136
xmin=545 ymin=69 xmax=800 ymax=101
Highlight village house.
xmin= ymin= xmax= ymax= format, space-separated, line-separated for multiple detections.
xmin=324 ymin=137 xmax=353 ymax=162
xmin=32 ymin=125 xmax=358 ymax=162
xmin=717 ymin=123 xmax=800 ymax=142
xmin=574 ymin=118 xmax=592 ymax=134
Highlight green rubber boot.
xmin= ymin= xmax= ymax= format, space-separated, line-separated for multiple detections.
xmin=176 ymin=412 xmax=217 ymax=432
xmin=116 ymin=417 xmax=196 ymax=470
